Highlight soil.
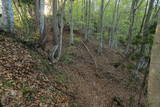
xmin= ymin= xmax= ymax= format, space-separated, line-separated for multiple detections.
xmin=54 ymin=32 xmax=146 ymax=107
xmin=0 ymin=31 xmax=145 ymax=107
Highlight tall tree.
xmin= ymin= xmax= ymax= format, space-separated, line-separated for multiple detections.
xmin=69 ymin=0 xmax=74 ymax=45
xmin=148 ymin=11 xmax=160 ymax=107
xmin=136 ymin=0 xmax=155 ymax=74
xmin=109 ymin=0 xmax=120 ymax=48
xmin=2 ymin=0 xmax=14 ymax=32
xmin=140 ymin=0 xmax=155 ymax=52
xmin=39 ymin=0 xmax=46 ymax=46
xmin=125 ymin=0 xmax=142 ymax=54
xmin=98 ymin=0 xmax=105 ymax=55
xmin=50 ymin=0 xmax=67 ymax=63
xmin=84 ymin=0 xmax=91 ymax=41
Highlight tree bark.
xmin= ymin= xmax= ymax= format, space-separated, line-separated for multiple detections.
xmin=148 ymin=11 xmax=160 ymax=107
xmin=109 ymin=0 xmax=120 ymax=48
xmin=39 ymin=0 xmax=46 ymax=46
xmin=50 ymin=0 xmax=66 ymax=63
xmin=69 ymin=0 xmax=74 ymax=45
xmin=98 ymin=0 xmax=104 ymax=55
xmin=2 ymin=0 xmax=14 ymax=32
xmin=125 ymin=0 xmax=139 ymax=54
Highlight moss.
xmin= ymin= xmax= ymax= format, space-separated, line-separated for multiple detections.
xmin=0 ymin=77 xmax=14 ymax=88
xmin=20 ymin=88 xmax=33 ymax=94
xmin=39 ymin=96 xmax=46 ymax=103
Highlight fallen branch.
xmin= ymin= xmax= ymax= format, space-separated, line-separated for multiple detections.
xmin=81 ymin=40 xmax=98 ymax=72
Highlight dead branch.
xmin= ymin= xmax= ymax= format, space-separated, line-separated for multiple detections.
xmin=81 ymin=40 xmax=98 ymax=72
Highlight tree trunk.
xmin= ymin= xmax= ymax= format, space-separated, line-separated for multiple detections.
xmin=148 ymin=11 xmax=160 ymax=107
xmin=109 ymin=0 xmax=120 ymax=48
xmin=69 ymin=0 xmax=74 ymax=45
xmin=2 ymin=0 xmax=14 ymax=32
xmin=39 ymin=0 xmax=46 ymax=46
xmin=125 ymin=0 xmax=139 ymax=54
xmin=98 ymin=0 xmax=104 ymax=55
xmin=49 ymin=0 xmax=66 ymax=63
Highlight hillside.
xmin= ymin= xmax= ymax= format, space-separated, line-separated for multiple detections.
xmin=0 ymin=34 xmax=71 ymax=107
xmin=0 ymin=32 xmax=145 ymax=107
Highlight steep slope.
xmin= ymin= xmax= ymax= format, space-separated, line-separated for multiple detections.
xmin=0 ymin=32 xmax=145 ymax=107
xmin=0 ymin=35 xmax=71 ymax=107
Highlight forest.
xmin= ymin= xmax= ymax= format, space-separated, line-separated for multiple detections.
xmin=0 ymin=0 xmax=160 ymax=107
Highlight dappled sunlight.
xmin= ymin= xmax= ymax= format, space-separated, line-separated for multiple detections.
xmin=44 ymin=0 xmax=52 ymax=16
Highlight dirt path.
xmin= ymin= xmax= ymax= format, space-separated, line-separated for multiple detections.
xmin=57 ymin=37 xmax=144 ymax=107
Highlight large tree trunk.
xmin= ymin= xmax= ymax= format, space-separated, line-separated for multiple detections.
xmin=148 ymin=12 xmax=160 ymax=107
xmin=1 ymin=0 xmax=14 ymax=32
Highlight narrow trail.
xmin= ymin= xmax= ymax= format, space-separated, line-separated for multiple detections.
xmin=56 ymin=34 xmax=145 ymax=107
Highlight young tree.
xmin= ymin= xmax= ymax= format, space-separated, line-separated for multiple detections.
xmin=148 ymin=11 xmax=160 ymax=107
xmin=135 ymin=0 xmax=155 ymax=74
xmin=2 ymin=0 xmax=14 ymax=32
xmin=69 ymin=0 xmax=74 ymax=45
xmin=141 ymin=0 xmax=155 ymax=52
xmin=50 ymin=0 xmax=67 ymax=63
xmin=108 ymin=0 xmax=120 ymax=49
xmin=98 ymin=0 xmax=105 ymax=55
xmin=84 ymin=0 xmax=91 ymax=41
xmin=125 ymin=0 xmax=142 ymax=54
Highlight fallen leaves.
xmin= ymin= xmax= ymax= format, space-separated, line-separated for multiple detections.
xmin=0 ymin=35 xmax=70 ymax=107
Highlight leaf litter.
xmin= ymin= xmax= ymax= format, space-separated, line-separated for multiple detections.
xmin=0 ymin=35 xmax=70 ymax=107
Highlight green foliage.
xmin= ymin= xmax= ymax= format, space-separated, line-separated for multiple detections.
xmin=60 ymin=51 xmax=74 ymax=64
xmin=68 ymin=45 xmax=77 ymax=49
xmin=39 ymin=96 xmax=46 ymax=103
xmin=20 ymin=88 xmax=33 ymax=94
xmin=18 ymin=0 xmax=35 ymax=5
xmin=74 ymin=37 xmax=81 ymax=41
xmin=2 ymin=80 xmax=14 ymax=88
xmin=127 ymin=63 xmax=136 ymax=71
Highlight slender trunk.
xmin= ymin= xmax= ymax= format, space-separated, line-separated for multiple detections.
xmin=109 ymin=0 xmax=120 ymax=48
xmin=39 ymin=0 xmax=46 ymax=46
xmin=69 ymin=0 xmax=74 ymax=45
xmin=2 ymin=0 xmax=14 ymax=32
xmin=98 ymin=0 xmax=104 ymax=55
xmin=50 ymin=0 xmax=66 ymax=63
xmin=137 ymin=0 xmax=155 ymax=73
xmin=36 ymin=0 xmax=40 ymax=24
xmin=39 ymin=0 xmax=45 ymax=36
xmin=125 ymin=0 xmax=139 ymax=54
xmin=142 ymin=0 xmax=155 ymax=38
xmin=52 ymin=0 xmax=59 ymax=45
xmin=85 ymin=0 xmax=89 ymax=40
xmin=137 ymin=0 xmax=149 ymax=37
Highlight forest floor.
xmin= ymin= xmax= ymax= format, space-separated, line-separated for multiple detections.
xmin=58 ymin=32 xmax=146 ymax=107
xmin=0 ymin=32 xmax=146 ymax=107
